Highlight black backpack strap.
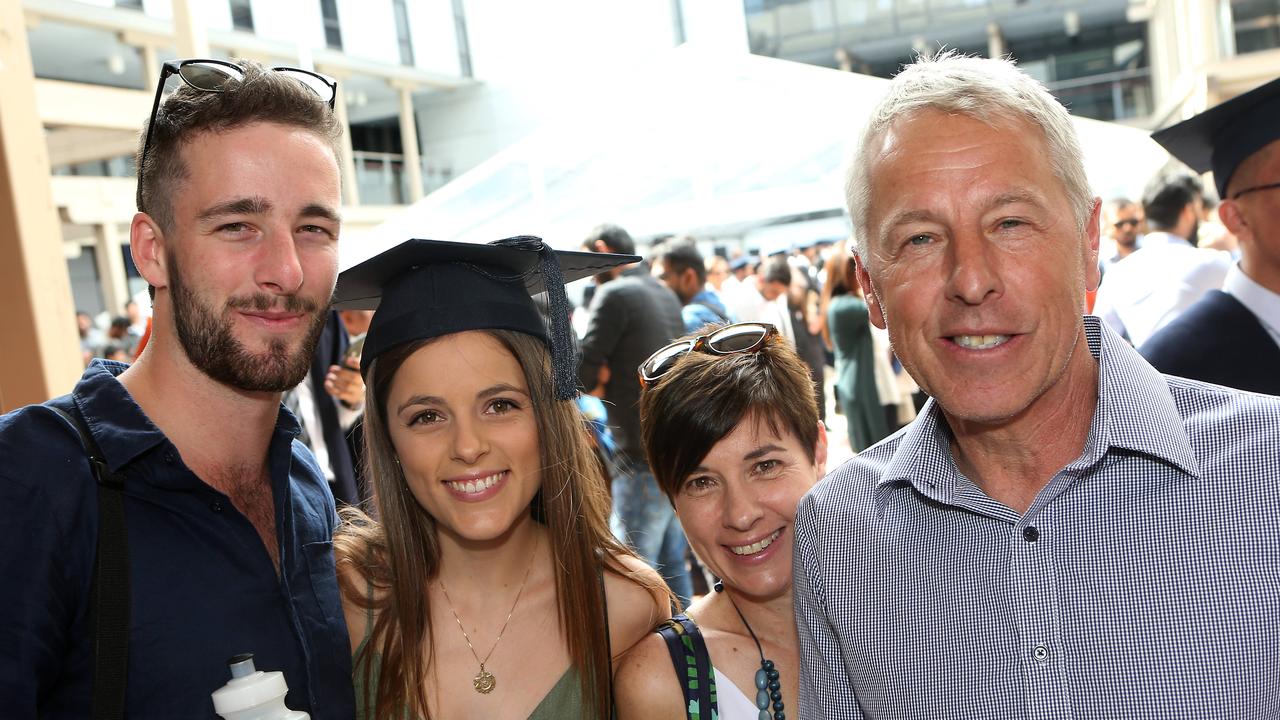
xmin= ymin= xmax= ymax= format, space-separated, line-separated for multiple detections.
xmin=656 ymin=614 xmax=718 ymax=720
xmin=46 ymin=404 xmax=130 ymax=720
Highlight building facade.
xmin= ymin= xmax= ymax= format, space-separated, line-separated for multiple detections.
xmin=23 ymin=0 xmax=477 ymax=320
xmin=1 ymin=0 xmax=1274 ymax=406
xmin=744 ymin=0 xmax=1280 ymax=127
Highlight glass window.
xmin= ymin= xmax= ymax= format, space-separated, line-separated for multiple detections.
xmin=28 ymin=21 xmax=147 ymax=90
xmin=1007 ymin=21 xmax=1148 ymax=82
xmin=319 ymin=0 xmax=343 ymax=50
xmin=452 ymin=0 xmax=473 ymax=77
xmin=1007 ymin=19 xmax=1152 ymax=121
xmin=1232 ymin=0 xmax=1280 ymax=54
xmin=56 ymin=155 xmax=137 ymax=179
xmin=393 ymin=0 xmax=415 ymax=66
xmin=230 ymin=0 xmax=255 ymax=32
xmin=115 ymin=0 xmax=144 ymax=9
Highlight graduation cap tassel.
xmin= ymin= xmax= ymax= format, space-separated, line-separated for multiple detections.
xmin=492 ymin=236 xmax=579 ymax=400
xmin=539 ymin=247 xmax=578 ymax=401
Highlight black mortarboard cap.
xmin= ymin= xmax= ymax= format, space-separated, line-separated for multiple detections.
xmin=1151 ymin=77 xmax=1280 ymax=199
xmin=334 ymin=236 xmax=637 ymax=399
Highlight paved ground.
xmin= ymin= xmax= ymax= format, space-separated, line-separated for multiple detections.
xmin=821 ymin=370 xmax=857 ymax=471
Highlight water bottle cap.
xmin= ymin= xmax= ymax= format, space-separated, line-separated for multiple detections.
xmin=211 ymin=653 xmax=289 ymax=714
xmin=228 ymin=653 xmax=256 ymax=679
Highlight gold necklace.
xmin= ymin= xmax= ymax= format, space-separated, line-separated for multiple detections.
xmin=437 ymin=534 xmax=539 ymax=694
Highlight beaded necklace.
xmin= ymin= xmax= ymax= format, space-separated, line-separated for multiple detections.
xmin=716 ymin=581 xmax=785 ymax=720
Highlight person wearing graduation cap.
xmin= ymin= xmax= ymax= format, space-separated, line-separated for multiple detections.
xmin=1138 ymin=77 xmax=1280 ymax=395
xmin=332 ymin=236 xmax=673 ymax=720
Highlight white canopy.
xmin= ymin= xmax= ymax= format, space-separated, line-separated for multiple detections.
xmin=345 ymin=45 xmax=1170 ymax=266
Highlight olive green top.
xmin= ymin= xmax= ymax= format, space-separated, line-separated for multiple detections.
xmin=352 ymin=587 xmax=587 ymax=719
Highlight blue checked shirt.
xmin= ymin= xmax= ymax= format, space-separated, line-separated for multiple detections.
xmin=793 ymin=316 xmax=1280 ymax=719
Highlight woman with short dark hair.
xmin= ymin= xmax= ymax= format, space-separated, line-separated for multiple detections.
xmin=616 ymin=323 xmax=827 ymax=720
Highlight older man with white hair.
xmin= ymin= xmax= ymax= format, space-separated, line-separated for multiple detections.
xmin=793 ymin=52 xmax=1280 ymax=719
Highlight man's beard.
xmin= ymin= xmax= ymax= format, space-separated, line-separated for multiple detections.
xmin=168 ymin=251 xmax=329 ymax=392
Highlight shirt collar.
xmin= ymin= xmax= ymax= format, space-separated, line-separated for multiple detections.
xmin=691 ymin=288 xmax=725 ymax=307
xmin=72 ymin=360 xmax=170 ymax=474
xmin=1138 ymin=231 xmax=1191 ymax=248
xmin=1224 ymin=261 xmax=1280 ymax=341
xmin=73 ymin=360 xmax=304 ymax=478
xmin=1074 ymin=316 xmax=1198 ymax=478
xmin=874 ymin=395 xmax=961 ymax=509
xmin=874 ymin=316 xmax=1199 ymax=509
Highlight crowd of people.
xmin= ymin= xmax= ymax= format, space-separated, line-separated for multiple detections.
xmin=3 ymin=47 xmax=1279 ymax=720
xmin=76 ymin=301 xmax=149 ymax=365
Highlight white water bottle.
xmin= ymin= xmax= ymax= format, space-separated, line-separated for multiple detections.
xmin=211 ymin=653 xmax=311 ymax=720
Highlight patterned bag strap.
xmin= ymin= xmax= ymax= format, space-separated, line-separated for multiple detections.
xmin=656 ymin=614 xmax=718 ymax=720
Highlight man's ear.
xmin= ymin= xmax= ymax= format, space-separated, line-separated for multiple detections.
xmin=130 ymin=212 xmax=170 ymax=291
xmin=1219 ymin=200 xmax=1251 ymax=242
xmin=854 ymin=254 xmax=887 ymax=329
xmin=1084 ymin=198 xmax=1102 ymax=292
xmin=682 ymin=267 xmax=700 ymax=293
xmin=813 ymin=421 xmax=829 ymax=478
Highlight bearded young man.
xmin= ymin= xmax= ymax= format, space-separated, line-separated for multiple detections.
xmin=0 ymin=61 xmax=355 ymax=718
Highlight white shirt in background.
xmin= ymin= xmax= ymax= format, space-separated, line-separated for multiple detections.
xmin=1093 ymin=231 xmax=1232 ymax=346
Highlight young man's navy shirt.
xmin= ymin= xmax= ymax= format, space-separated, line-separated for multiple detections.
xmin=0 ymin=361 xmax=356 ymax=719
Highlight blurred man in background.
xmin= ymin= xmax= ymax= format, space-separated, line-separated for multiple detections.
xmin=1093 ymin=171 xmax=1231 ymax=345
xmin=578 ymin=223 xmax=693 ymax=605
xmin=1099 ymin=197 xmax=1143 ymax=271
xmin=650 ymin=237 xmax=734 ymax=332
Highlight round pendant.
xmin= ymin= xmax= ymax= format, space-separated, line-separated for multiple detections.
xmin=473 ymin=669 xmax=497 ymax=694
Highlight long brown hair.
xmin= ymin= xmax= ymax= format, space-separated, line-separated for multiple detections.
xmin=819 ymin=238 xmax=862 ymax=349
xmin=334 ymin=330 xmax=664 ymax=720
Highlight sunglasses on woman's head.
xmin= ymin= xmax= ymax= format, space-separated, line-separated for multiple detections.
xmin=135 ymin=59 xmax=338 ymax=212
xmin=638 ymin=323 xmax=777 ymax=388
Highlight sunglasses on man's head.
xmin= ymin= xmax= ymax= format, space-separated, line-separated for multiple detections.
xmin=136 ymin=59 xmax=338 ymax=212
xmin=638 ymin=323 xmax=777 ymax=388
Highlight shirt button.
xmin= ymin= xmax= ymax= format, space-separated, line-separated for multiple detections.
xmin=210 ymin=500 xmax=224 ymax=513
xmin=163 ymin=452 xmax=174 ymax=464
xmin=1023 ymin=526 xmax=1040 ymax=542
xmin=1033 ymin=644 xmax=1049 ymax=662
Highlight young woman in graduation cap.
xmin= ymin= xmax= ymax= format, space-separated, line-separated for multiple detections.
xmin=332 ymin=236 xmax=673 ymax=719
